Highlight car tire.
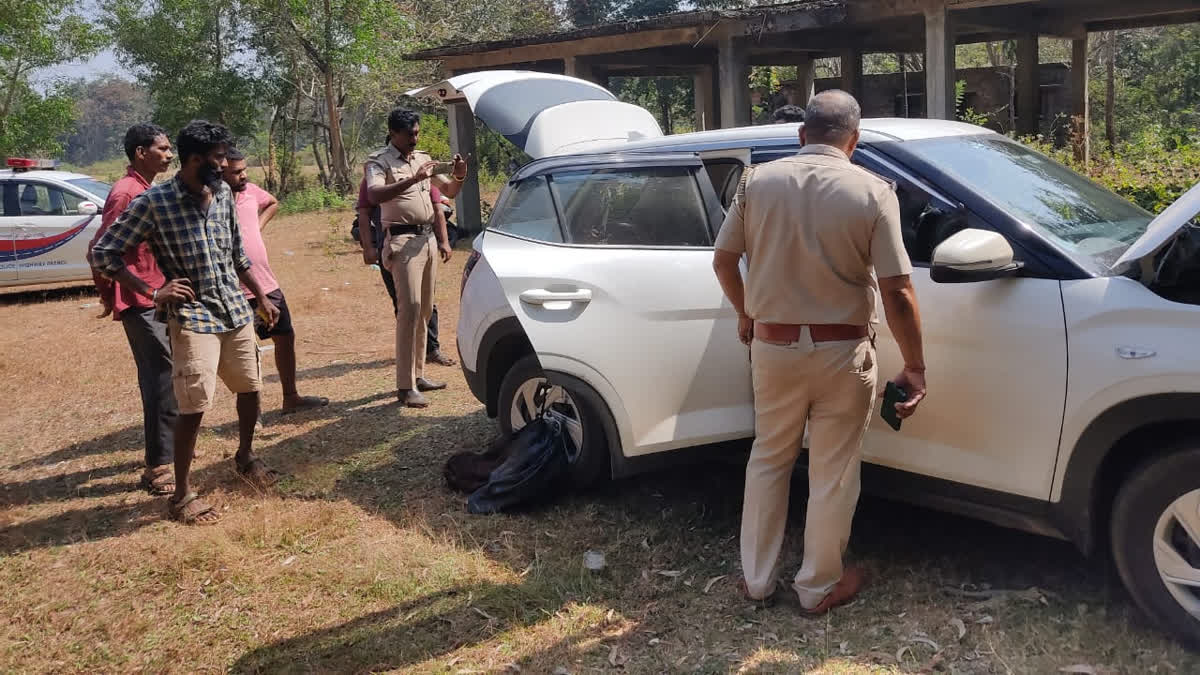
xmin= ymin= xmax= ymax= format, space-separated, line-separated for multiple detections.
xmin=497 ymin=354 xmax=610 ymax=489
xmin=1111 ymin=445 xmax=1200 ymax=648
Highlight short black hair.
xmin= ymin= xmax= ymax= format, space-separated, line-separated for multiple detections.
xmin=772 ymin=104 xmax=806 ymax=124
xmin=387 ymin=108 xmax=420 ymax=133
xmin=123 ymin=123 xmax=168 ymax=162
xmin=175 ymin=120 xmax=233 ymax=164
xmin=226 ymin=146 xmax=246 ymax=162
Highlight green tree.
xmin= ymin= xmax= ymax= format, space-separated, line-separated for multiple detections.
xmin=62 ymin=76 xmax=152 ymax=165
xmin=0 ymin=0 xmax=105 ymax=154
xmin=103 ymin=0 xmax=266 ymax=138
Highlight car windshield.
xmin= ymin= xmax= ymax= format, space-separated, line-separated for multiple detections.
xmin=903 ymin=135 xmax=1152 ymax=271
xmin=66 ymin=178 xmax=111 ymax=202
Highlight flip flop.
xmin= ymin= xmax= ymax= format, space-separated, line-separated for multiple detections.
xmin=140 ymin=465 xmax=175 ymax=496
xmin=738 ymin=578 xmax=778 ymax=608
xmin=168 ymin=492 xmax=220 ymax=525
xmin=236 ymin=457 xmax=282 ymax=489
xmin=281 ymin=396 xmax=330 ymax=415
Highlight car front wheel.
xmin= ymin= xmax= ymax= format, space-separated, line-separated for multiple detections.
xmin=1112 ymin=446 xmax=1200 ymax=648
xmin=497 ymin=354 xmax=610 ymax=489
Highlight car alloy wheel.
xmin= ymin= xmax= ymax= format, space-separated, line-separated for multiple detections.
xmin=1153 ymin=488 xmax=1200 ymax=620
xmin=509 ymin=377 xmax=584 ymax=460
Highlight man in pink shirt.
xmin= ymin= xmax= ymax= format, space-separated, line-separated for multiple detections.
xmin=87 ymin=123 xmax=191 ymax=496
xmin=223 ymin=147 xmax=328 ymax=414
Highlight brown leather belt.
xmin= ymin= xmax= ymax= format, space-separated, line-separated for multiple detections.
xmin=754 ymin=321 xmax=868 ymax=344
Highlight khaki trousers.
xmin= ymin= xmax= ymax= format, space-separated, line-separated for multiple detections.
xmin=384 ymin=232 xmax=436 ymax=391
xmin=740 ymin=330 xmax=877 ymax=608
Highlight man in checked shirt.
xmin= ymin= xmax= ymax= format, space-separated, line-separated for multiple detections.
xmin=92 ymin=120 xmax=282 ymax=525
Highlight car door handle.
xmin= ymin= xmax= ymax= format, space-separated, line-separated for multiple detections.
xmin=519 ymin=288 xmax=592 ymax=306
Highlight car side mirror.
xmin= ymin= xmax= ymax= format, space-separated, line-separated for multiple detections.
xmin=77 ymin=201 xmax=99 ymax=216
xmin=930 ymin=228 xmax=1024 ymax=283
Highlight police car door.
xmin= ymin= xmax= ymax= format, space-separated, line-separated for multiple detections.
xmin=0 ymin=181 xmax=17 ymax=281
xmin=481 ymin=152 xmax=756 ymax=458
xmin=12 ymin=179 xmax=97 ymax=283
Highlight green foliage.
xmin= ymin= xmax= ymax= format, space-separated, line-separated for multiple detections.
xmin=0 ymin=85 xmax=76 ymax=157
xmin=279 ymin=186 xmax=350 ymax=214
xmin=102 ymin=0 xmax=266 ymax=138
xmin=1023 ymin=128 xmax=1200 ymax=214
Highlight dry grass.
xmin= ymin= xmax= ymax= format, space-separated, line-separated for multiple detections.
xmin=1 ymin=209 xmax=1197 ymax=674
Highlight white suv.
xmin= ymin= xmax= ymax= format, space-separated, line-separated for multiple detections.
xmin=413 ymin=72 xmax=1200 ymax=646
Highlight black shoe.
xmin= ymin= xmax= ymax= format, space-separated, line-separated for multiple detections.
xmin=426 ymin=350 xmax=457 ymax=366
xmin=398 ymin=389 xmax=429 ymax=408
xmin=416 ymin=377 xmax=446 ymax=392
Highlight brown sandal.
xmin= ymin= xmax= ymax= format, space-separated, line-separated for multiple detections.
xmin=168 ymin=492 xmax=220 ymax=525
xmin=140 ymin=465 xmax=175 ymax=496
xmin=236 ymin=457 xmax=282 ymax=488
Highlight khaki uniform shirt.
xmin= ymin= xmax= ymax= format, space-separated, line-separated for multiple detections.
xmin=714 ymin=144 xmax=912 ymax=326
xmin=364 ymin=145 xmax=436 ymax=225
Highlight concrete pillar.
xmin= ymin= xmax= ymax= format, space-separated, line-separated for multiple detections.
xmin=1016 ymin=35 xmax=1040 ymax=137
xmin=564 ymin=56 xmax=597 ymax=84
xmin=794 ymin=54 xmax=816 ymax=107
xmin=1071 ymin=35 xmax=1090 ymax=165
xmin=923 ymin=3 xmax=956 ymax=120
xmin=447 ymin=102 xmax=482 ymax=236
xmin=693 ymin=65 xmax=717 ymax=131
xmin=718 ymin=35 xmax=750 ymax=128
xmin=839 ymin=49 xmax=863 ymax=100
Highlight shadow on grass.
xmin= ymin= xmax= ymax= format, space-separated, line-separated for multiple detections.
xmin=0 ymin=283 xmax=95 ymax=306
xmin=261 ymin=358 xmax=392 ymax=386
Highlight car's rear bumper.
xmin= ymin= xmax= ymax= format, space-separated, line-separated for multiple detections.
xmin=459 ymin=343 xmax=487 ymax=405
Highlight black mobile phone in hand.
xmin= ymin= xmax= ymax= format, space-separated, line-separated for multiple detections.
xmin=881 ymin=381 xmax=908 ymax=431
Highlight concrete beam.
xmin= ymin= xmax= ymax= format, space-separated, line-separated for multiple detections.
xmin=438 ymin=26 xmax=704 ymax=70
xmin=839 ymin=49 xmax=864 ymax=100
xmin=718 ymin=36 xmax=751 ymax=128
xmin=447 ymin=103 xmax=482 ymax=236
xmin=694 ymin=65 xmax=717 ymax=131
xmin=924 ymin=3 xmax=956 ymax=120
xmin=1071 ymin=35 xmax=1090 ymax=166
xmin=1015 ymin=34 xmax=1039 ymax=137
xmin=563 ymin=56 xmax=597 ymax=83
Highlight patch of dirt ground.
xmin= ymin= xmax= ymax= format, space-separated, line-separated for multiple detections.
xmin=0 ymin=209 xmax=1197 ymax=674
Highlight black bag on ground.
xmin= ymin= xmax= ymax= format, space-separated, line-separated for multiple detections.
xmin=443 ymin=435 xmax=514 ymax=494
xmin=467 ymin=414 xmax=572 ymax=514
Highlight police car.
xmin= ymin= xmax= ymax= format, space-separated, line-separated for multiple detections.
xmin=0 ymin=158 xmax=111 ymax=288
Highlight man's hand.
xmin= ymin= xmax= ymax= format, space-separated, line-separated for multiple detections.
xmin=887 ymin=368 xmax=927 ymax=419
xmin=439 ymin=241 xmax=452 ymax=263
xmin=97 ymin=295 xmax=113 ymax=319
xmin=257 ymin=298 xmax=281 ymax=329
xmin=362 ymin=246 xmax=379 ymax=265
xmin=452 ymin=153 xmax=468 ymax=180
xmin=737 ymin=315 xmax=754 ymax=345
xmin=154 ymin=278 xmax=195 ymax=308
xmin=413 ymin=161 xmax=437 ymax=182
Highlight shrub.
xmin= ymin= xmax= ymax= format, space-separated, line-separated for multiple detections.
xmin=279 ymin=186 xmax=350 ymax=215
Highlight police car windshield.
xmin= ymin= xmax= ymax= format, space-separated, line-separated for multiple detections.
xmin=904 ymin=135 xmax=1151 ymax=270
xmin=66 ymin=178 xmax=111 ymax=202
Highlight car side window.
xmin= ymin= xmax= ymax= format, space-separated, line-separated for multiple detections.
xmin=489 ymin=176 xmax=563 ymax=243
xmin=60 ymin=190 xmax=86 ymax=215
xmin=702 ymin=159 xmax=743 ymax=210
xmin=550 ymin=166 xmax=711 ymax=247
xmin=852 ymin=155 xmax=966 ymax=265
xmin=15 ymin=182 xmax=68 ymax=216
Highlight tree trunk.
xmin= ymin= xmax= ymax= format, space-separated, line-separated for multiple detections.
xmin=265 ymin=106 xmax=279 ymax=193
xmin=322 ymin=69 xmax=349 ymax=191
xmin=1105 ymin=32 xmax=1117 ymax=153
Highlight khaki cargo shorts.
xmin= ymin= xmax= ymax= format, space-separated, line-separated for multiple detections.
xmin=169 ymin=320 xmax=262 ymax=415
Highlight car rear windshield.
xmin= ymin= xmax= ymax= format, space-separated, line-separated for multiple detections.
xmin=66 ymin=178 xmax=111 ymax=202
xmin=903 ymin=135 xmax=1152 ymax=270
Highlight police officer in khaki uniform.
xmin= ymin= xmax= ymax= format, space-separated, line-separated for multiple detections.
xmin=713 ymin=90 xmax=928 ymax=613
xmin=365 ymin=108 xmax=454 ymax=408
